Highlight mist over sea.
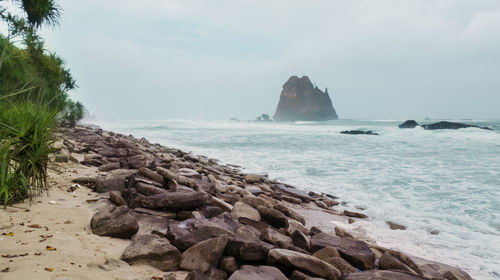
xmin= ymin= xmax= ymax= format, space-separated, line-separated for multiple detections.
xmin=94 ymin=119 xmax=500 ymax=280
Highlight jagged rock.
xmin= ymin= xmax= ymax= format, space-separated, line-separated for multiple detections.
xmin=232 ymin=202 xmax=261 ymax=221
xmin=386 ymin=221 xmax=407 ymax=230
xmin=290 ymin=270 xmax=325 ymax=280
xmin=228 ymin=265 xmax=288 ymax=280
xmin=219 ymin=256 xmax=240 ymax=274
xmin=257 ymin=206 xmax=289 ymax=229
xmin=310 ymin=233 xmax=375 ymax=270
xmin=273 ymin=75 xmax=338 ymax=121
xmin=94 ymin=169 xmax=137 ymax=193
xmin=343 ymin=270 xmax=428 ymax=280
xmin=268 ymin=248 xmax=341 ymax=280
xmin=128 ymin=190 xmax=212 ymax=210
xmin=133 ymin=213 xmax=170 ymax=236
xmin=109 ymin=191 xmax=127 ymax=206
xmin=180 ymin=236 xmax=228 ymax=272
xmin=411 ymin=256 xmax=473 ymax=280
xmin=343 ymin=210 xmax=368 ymax=219
xmin=340 ymin=130 xmax=378 ymax=136
xmin=262 ymin=227 xmax=293 ymax=246
xmin=98 ymin=162 xmax=121 ymax=172
xmin=421 ymin=121 xmax=492 ymax=131
xmin=167 ymin=220 xmax=213 ymax=251
xmin=378 ymin=253 xmax=416 ymax=274
xmin=399 ymin=120 xmax=419 ymax=128
xmin=90 ymin=206 xmax=139 ymax=238
xmin=121 ymin=234 xmax=181 ymax=271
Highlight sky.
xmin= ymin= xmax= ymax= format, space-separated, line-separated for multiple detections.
xmin=32 ymin=0 xmax=500 ymax=120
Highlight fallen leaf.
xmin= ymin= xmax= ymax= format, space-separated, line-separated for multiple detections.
xmin=63 ymin=220 xmax=72 ymax=224
xmin=19 ymin=253 xmax=28 ymax=257
xmin=39 ymin=239 xmax=47 ymax=242
xmin=44 ymin=267 xmax=53 ymax=272
xmin=27 ymin=224 xmax=41 ymax=228
xmin=34 ymin=252 xmax=42 ymax=256
xmin=24 ymin=230 xmax=34 ymax=233
xmin=152 ymin=277 xmax=162 ymax=280
xmin=1 ymin=254 xmax=18 ymax=258
xmin=39 ymin=234 xmax=53 ymax=238
xmin=45 ymin=246 xmax=56 ymax=251
xmin=1 ymin=267 xmax=9 ymax=272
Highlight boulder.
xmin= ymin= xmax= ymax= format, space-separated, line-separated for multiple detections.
xmin=90 ymin=206 xmax=139 ymax=238
xmin=340 ymin=130 xmax=378 ymax=136
xmin=262 ymin=227 xmax=293 ymax=246
xmin=274 ymin=204 xmax=306 ymax=225
xmin=411 ymin=256 xmax=473 ymax=280
xmin=95 ymin=146 xmax=127 ymax=157
xmin=378 ymin=253 xmax=416 ymax=274
xmin=313 ymin=247 xmax=357 ymax=276
xmin=292 ymin=230 xmax=310 ymax=251
xmin=399 ymin=120 xmax=419 ymax=129
xmin=121 ymin=234 xmax=181 ymax=271
xmin=257 ymin=206 xmax=289 ymax=229
xmin=232 ymin=202 xmax=261 ymax=221
xmin=133 ymin=213 xmax=170 ymax=236
xmin=343 ymin=210 xmax=368 ymax=219
xmin=180 ymin=236 xmax=228 ymax=272
xmin=98 ymin=162 xmax=121 ymax=172
xmin=225 ymin=238 xmax=273 ymax=262
xmin=128 ymin=190 xmax=212 ymax=210
xmin=200 ymin=206 xmax=225 ymax=218
xmin=219 ymin=256 xmax=240 ymax=274
xmin=421 ymin=121 xmax=492 ymax=131
xmin=268 ymin=248 xmax=341 ymax=280
xmin=310 ymin=233 xmax=375 ymax=270
xmin=343 ymin=270 xmax=428 ymax=280
xmin=274 ymin=184 xmax=313 ymax=203
xmin=167 ymin=220 xmax=213 ymax=251
xmin=242 ymin=195 xmax=268 ymax=209
xmin=94 ymin=169 xmax=137 ymax=193
xmin=273 ymin=75 xmax=338 ymax=121
xmin=228 ymin=265 xmax=288 ymax=280
xmin=290 ymin=270 xmax=325 ymax=280
xmin=138 ymin=167 xmax=164 ymax=184
xmin=244 ymin=174 xmax=263 ymax=184
xmin=109 ymin=191 xmax=127 ymax=206
xmin=386 ymin=221 xmax=407 ymax=230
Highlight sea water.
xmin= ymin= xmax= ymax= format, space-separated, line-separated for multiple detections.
xmin=94 ymin=119 xmax=500 ymax=279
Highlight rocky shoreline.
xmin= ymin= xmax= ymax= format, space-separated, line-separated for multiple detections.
xmin=49 ymin=125 xmax=473 ymax=280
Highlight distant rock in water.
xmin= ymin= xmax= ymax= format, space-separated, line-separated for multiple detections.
xmin=256 ymin=113 xmax=272 ymax=122
xmin=340 ymin=130 xmax=378 ymax=135
xmin=273 ymin=76 xmax=338 ymax=121
xmin=421 ymin=121 xmax=492 ymax=131
xmin=399 ymin=120 xmax=419 ymax=129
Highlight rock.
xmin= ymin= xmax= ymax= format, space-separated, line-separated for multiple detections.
xmin=399 ymin=120 xmax=419 ymax=128
xmin=273 ymin=75 xmax=338 ymax=121
xmin=244 ymin=174 xmax=263 ymax=184
xmin=274 ymin=184 xmax=313 ymax=203
xmin=246 ymin=185 xmax=264 ymax=196
xmin=228 ymin=265 xmax=288 ymax=280
xmin=238 ymin=217 xmax=270 ymax=234
xmin=378 ymin=253 xmax=416 ymax=274
xmin=343 ymin=270 xmax=427 ymax=280
xmin=219 ymin=256 xmax=239 ymax=274
xmin=241 ymin=195 xmax=267 ymax=209
xmin=310 ymin=226 xmax=322 ymax=236
xmin=95 ymin=146 xmax=127 ymax=157
xmin=421 ymin=121 xmax=492 ymax=131
xmin=334 ymin=226 xmax=354 ymax=239
xmin=138 ymin=167 xmax=164 ymax=184
xmin=257 ymin=206 xmax=289 ymax=229
xmin=292 ymin=230 xmax=310 ymax=251
xmin=180 ymin=236 xmax=228 ymax=272
xmin=109 ymin=191 xmax=127 ymax=206
xmin=82 ymin=153 xmax=105 ymax=166
xmin=290 ymin=270 xmax=325 ymax=280
xmin=268 ymin=248 xmax=341 ymax=280
xmin=163 ymin=271 xmax=193 ymax=280
xmin=135 ymin=182 xmax=167 ymax=196
xmin=274 ymin=204 xmax=306 ymax=225
xmin=411 ymin=256 xmax=473 ymax=280
xmin=313 ymin=247 xmax=357 ymax=275
xmin=133 ymin=213 xmax=170 ymax=236
xmin=94 ymin=169 xmax=137 ymax=193
xmin=90 ymin=206 xmax=139 ymax=238
xmin=167 ymin=220 xmax=213 ymax=251
xmin=340 ymin=130 xmax=378 ymax=135
xmin=98 ymin=162 xmax=121 ymax=172
xmin=386 ymin=221 xmax=407 ymax=230
xmin=281 ymin=195 xmax=303 ymax=204
xmin=127 ymin=154 xmax=148 ymax=169
xmin=225 ymin=238 xmax=273 ymax=262
xmin=205 ymin=268 xmax=227 ymax=280
xmin=54 ymin=149 xmax=70 ymax=162
xmin=200 ymin=206 xmax=225 ymax=218
xmin=235 ymin=225 xmax=261 ymax=241
xmin=232 ymin=202 xmax=261 ymax=221
xmin=310 ymin=233 xmax=375 ymax=270
xmin=87 ymin=258 xmax=129 ymax=271
xmin=121 ymin=234 xmax=181 ymax=271
xmin=262 ymin=227 xmax=293 ymax=246
xmin=343 ymin=210 xmax=368 ymax=219
xmin=178 ymin=168 xmax=202 ymax=180
xmin=128 ymin=190 xmax=212 ymax=210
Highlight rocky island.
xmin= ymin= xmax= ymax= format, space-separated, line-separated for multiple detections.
xmin=273 ymin=76 xmax=338 ymax=121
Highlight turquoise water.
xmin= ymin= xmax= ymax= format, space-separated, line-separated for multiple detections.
xmin=95 ymin=119 xmax=500 ymax=279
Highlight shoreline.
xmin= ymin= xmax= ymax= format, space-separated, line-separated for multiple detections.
xmin=0 ymin=125 xmax=474 ymax=280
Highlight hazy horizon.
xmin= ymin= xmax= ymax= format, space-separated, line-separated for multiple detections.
xmin=37 ymin=0 xmax=500 ymax=120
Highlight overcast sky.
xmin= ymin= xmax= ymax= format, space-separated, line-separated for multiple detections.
xmin=36 ymin=0 xmax=500 ymax=120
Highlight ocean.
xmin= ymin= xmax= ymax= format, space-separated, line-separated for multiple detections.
xmin=93 ymin=119 xmax=500 ymax=279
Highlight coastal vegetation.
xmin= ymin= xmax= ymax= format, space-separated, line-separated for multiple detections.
xmin=0 ymin=0 xmax=82 ymax=205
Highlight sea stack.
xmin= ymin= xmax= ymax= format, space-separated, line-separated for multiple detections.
xmin=273 ymin=76 xmax=338 ymax=121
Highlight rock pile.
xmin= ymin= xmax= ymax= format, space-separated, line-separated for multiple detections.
xmin=56 ymin=125 xmax=473 ymax=280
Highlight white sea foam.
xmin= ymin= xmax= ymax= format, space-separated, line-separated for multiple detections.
xmin=93 ymin=118 xmax=500 ymax=280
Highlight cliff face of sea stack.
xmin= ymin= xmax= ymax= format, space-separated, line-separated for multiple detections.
xmin=273 ymin=76 xmax=338 ymax=121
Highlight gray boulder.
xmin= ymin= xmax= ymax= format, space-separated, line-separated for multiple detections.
xmin=121 ymin=234 xmax=181 ymax=271
xmin=90 ymin=206 xmax=139 ymax=238
xmin=228 ymin=265 xmax=288 ymax=280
